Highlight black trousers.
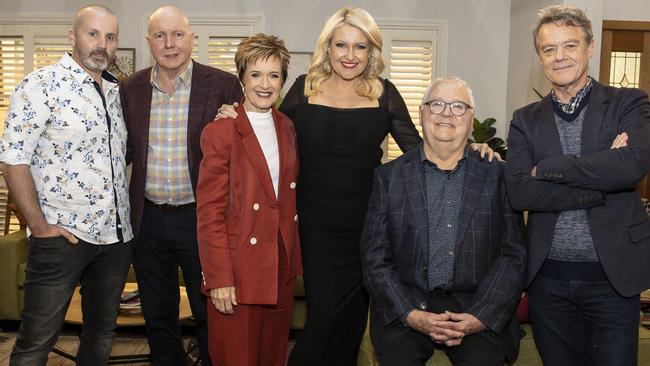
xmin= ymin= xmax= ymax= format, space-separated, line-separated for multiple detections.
xmin=288 ymin=232 xmax=369 ymax=366
xmin=376 ymin=292 xmax=506 ymax=366
xmin=133 ymin=204 xmax=210 ymax=366
xmin=528 ymin=273 xmax=640 ymax=366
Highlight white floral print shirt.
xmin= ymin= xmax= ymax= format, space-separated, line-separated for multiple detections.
xmin=0 ymin=53 xmax=133 ymax=244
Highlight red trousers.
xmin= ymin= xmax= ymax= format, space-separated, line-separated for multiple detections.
xmin=208 ymin=240 xmax=295 ymax=366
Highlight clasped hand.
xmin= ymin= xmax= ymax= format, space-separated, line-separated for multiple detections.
xmin=406 ymin=309 xmax=486 ymax=346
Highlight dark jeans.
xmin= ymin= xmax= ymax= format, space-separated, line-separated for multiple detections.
xmin=528 ymin=274 xmax=640 ymax=366
xmin=133 ymin=204 xmax=210 ymax=366
xmin=377 ymin=293 xmax=506 ymax=366
xmin=376 ymin=292 xmax=506 ymax=366
xmin=10 ymin=236 xmax=132 ymax=366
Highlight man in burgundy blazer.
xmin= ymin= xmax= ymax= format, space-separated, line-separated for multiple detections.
xmin=119 ymin=6 xmax=242 ymax=366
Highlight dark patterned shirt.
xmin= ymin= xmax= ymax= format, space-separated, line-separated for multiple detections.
xmin=420 ymin=146 xmax=466 ymax=290
xmin=552 ymin=76 xmax=593 ymax=115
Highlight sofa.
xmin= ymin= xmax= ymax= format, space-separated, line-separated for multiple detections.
xmin=356 ymin=321 xmax=650 ymax=366
xmin=0 ymin=229 xmax=28 ymax=321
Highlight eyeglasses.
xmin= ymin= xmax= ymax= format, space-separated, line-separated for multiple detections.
xmin=423 ymin=100 xmax=473 ymax=116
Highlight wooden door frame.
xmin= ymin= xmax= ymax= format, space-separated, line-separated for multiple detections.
xmin=599 ymin=20 xmax=650 ymax=199
xmin=600 ymin=20 xmax=650 ymax=93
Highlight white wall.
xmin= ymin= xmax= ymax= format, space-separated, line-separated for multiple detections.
xmin=603 ymin=0 xmax=650 ymax=21
xmin=0 ymin=0 xmax=513 ymax=136
xmin=506 ymin=0 xmax=559 ymax=127
xmin=505 ymin=0 xmax=649 ymax=132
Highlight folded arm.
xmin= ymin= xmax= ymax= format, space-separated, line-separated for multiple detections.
xmin=505 ymin=114 xmax=606 ymax=212
xmin=528 ymin=90 xmax=650 ymax=192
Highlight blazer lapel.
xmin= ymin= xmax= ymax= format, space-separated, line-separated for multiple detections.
xmin=187 ymin=61 xmax=209 ymax=165
xmin=272 ymin=109 xmax=290 ymax=199
xmin=581 ymin=82 xmax=608 ymax=155
xmin=456 ymin=154 xmax=486 ymax=249
xmin=236 ymin=106 xmax=277 ymax=203
xmin=402 ymin=153 xmax=429 ymax=255
xmin=537 ymin=96 xmax=564 ymax=157
xmin=131 ymin=72 xmax=153 ymax=169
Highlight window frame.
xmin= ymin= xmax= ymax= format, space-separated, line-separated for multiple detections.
xmin=376 ymin=18 xmax=447 ymax=161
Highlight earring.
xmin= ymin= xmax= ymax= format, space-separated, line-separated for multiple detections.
xmin=322 ymin=58 xmax=331 ymax=73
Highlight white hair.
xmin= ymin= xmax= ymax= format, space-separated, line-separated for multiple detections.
xmin=421 ymin=76 xmax=476 ymax=110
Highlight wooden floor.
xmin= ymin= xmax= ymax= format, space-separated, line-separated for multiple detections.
xmin=0 ymin=329 xmax=199 ymax=366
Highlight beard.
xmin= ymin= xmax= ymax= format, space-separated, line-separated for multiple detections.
xmin=82 ymin=48 xmax=113 ymax=72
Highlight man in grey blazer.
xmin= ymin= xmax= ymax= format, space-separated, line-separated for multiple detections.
xmin=505 ymin=5 xmax=650 ymax=366
xmin=361 ymin=77 xmax=526 ymax=366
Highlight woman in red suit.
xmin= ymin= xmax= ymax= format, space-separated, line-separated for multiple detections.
xmin=196 ymin=33 xmax=301 ymax=366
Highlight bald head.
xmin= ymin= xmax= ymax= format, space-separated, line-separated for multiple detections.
xmin=146 ymin=5 xmax=194 ymax=77
xmin=148 ymin=5 xmax=190 ymax=35
xmin=69 ymin=4 xmax=118 ymax=81
xmin=74 ymin=5 xmax=117 ymax=34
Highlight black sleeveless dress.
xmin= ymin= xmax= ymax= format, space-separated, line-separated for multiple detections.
xmin=280 ymin=75 xmax=421 ymax=366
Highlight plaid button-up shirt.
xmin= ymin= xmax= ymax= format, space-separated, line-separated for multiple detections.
xmin=145 ymin=62 xmax=194 ymax=205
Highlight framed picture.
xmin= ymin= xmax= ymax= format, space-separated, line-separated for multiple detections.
xmin=108 ymin=48 xmax=136 ymax=80
xmin=281 ymin=51 xmax=312 ymax=98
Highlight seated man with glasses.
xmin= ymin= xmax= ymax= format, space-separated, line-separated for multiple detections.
xmin=361 ymin=76 xmax=527 ymax=366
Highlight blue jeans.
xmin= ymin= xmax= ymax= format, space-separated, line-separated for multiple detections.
xmin=10 ymin=236 xmax=132 ymax=366
xmin=528 ymin=274 xmax=640 ymax=366
xmin=133 ymin=204 xmax=210 ymax=366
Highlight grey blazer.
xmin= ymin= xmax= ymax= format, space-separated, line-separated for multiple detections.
xmin=505 ymin=80 xmax=650 ymax=297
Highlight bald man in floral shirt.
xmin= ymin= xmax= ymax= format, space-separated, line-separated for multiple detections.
xmin=0 ymin=5 xmax=132 ymax=365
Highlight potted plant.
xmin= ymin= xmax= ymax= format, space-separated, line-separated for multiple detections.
xmin=468 ymin=117 xmax=507 ymax=159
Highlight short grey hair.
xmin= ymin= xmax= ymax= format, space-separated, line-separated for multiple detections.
xmin=421 ymin=76 xmax=475 ymax=110
xmin=533 ymin=5 xmax=593 ymax=53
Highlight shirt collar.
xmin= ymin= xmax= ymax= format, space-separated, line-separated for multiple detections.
xmin=551 ymin=76 xmax=593 ymax=114
xmin=419 ymin=143 xmax=468 ymax=172
xmin=60 ymin=52 xmax=119 ymax=93
xmin=150 ymin=60 xmax=193 ymax=91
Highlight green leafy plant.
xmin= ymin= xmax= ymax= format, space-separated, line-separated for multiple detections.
xmin=468 ymin=117 xmax=507 ymax=159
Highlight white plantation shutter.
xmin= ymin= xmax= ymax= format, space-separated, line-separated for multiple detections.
xmin=33 ymin=35 xmax=70 ymax=70
xmin=387 ymin=40 xmax=433 ymax=160
xmin=192 ymin=36 xmax=199 ymax=63
xmin=207 ymin=37 xmax=241 ymax=75
xmin=378 ymin=22 xmax=444 ymax=161
xmin=0 ymin=23 xmax=71 ymax=133
xmin=161 ymin=17 xmax=261 ymax=75
xmin=0 ymin=36 xmax=24 ymax=111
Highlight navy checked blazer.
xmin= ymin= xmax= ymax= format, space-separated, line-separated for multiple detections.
xmin=361 ymin=146 xmax=526 ymax=360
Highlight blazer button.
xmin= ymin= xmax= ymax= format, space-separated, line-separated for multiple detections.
xmin=290 ymin=182 xmax=296 ymax=189
xmin=253 ymin=203 xmax=260 ymax=211
xmin=250 ymin=237 xmax=257 ymax=245
xmin=294 ymin=214 xmax=298 ymax=222
xmin=418 ymin=303 xmax=426 ymax=310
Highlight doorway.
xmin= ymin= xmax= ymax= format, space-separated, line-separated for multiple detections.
xmin=599 ymin=20 xmax=650 ymax=199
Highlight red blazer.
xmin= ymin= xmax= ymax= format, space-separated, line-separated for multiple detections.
xmin=196 ymin=104 xmax=302 ymax=305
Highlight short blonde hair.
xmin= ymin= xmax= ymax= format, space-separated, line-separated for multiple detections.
xmin=304 ymin=7 xmax=385 ymax=99
xmin=235 ymin=33 xmax=291 ymax=86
